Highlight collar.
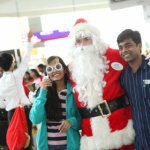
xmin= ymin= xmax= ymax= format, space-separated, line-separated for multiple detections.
xmin=57 ymin=89 xmax=67 ymax=94
xmin=127 ymin=55 xmax=148 ymax=71
xmin=66 ymin=81 xmax=73 ymax=94
xmin=3 ymin=71 xmax=13 ymax=74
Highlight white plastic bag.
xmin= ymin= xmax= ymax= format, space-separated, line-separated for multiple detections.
xmin=28 ymin=90 xmax=37 ymax=103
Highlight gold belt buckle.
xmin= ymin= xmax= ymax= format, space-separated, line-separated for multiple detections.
xmin=97 ymin=100 xmax=111 ymax=118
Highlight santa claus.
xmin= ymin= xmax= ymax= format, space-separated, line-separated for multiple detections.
xmin=68 ymin=18 xmax=135 ymax=150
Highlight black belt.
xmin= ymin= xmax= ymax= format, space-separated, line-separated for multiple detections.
xmin=79 ymin=95 xmax=129 ymax=119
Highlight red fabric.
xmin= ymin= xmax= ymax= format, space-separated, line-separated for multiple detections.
xmin=23 ymin=81 xmax=30 ymax=98
xmin=114 ymin=144 xmax=134 ymax=150
xmin=104 ymin=48 xmax=132 ymax=132
xmin=23 ymin=79 xmax=33 ymax=98
xmin=74 ymin=18 xmax=87 ymax=26
xmin=6 ymin=106 xmax=28 ymax=150
xmin=73 ymin=48 xmax=131 ymax=135
xmin=39 ymin=75 xmax=43 ymax=81
xmin=70 ymin=48 xmax=134 ymax=149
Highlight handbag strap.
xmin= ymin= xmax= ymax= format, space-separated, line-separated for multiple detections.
xmin=12 ymin=73 xmax=22 ymax=106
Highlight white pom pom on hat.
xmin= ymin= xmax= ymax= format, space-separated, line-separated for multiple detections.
xmin=69 ymin=18 xmax=100 ymax=37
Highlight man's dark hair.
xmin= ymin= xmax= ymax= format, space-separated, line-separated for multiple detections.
xmin=117 ymin=29 xmax=142 ymax=45
xmin=37 ymin=64 xmax=45 ymax=68
xmin=0 ymin=53 xmax=13 ymax=71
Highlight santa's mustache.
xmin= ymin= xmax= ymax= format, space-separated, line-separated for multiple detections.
xmin=73 ymin=45 xmax=96 ymax=57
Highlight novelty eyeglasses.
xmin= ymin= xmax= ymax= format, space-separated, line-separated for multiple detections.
xmin=46 ymin=63 xmax=62 ymax=74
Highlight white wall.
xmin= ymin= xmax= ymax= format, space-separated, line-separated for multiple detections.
xmin=0 ymin=17 xmax=21 ymax=50
xmin=0 ymin=5 xmax=149 ymax=66
xmin=40 ymin=5 xmax=148 ymax=64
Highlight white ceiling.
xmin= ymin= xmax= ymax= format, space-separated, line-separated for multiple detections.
xmin=0 ymin=0 xmax=109 ymax=17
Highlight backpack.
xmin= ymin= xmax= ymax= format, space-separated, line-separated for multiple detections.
xmin=6 ymin=106 xmax=29 ymax=150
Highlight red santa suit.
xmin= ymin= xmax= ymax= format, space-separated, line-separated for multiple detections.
xmin=68 ymin=19 xmax=135 ymax=150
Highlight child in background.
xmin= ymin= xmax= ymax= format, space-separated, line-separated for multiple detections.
xmin=29 ymin=69 xmax=43 ymax=90
xmin=23 ymin=71 xmax=33 ymax=98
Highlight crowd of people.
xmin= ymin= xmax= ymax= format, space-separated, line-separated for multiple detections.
xmin=0 ymin=18 xmax=150 ymax=150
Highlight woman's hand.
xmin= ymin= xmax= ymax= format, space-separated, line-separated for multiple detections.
xmin=40 ymin=78 xmax=52 ymax=90
xmin=58 ymin=120 xmax=71 ymax=132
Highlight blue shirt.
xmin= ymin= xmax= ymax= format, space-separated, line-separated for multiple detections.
xmin=120 ymin=56 xmax=150 ymax=150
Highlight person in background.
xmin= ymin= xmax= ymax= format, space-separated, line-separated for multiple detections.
xmin=22 ymin=71 xmax=36 ymax=150
xmin=29 ymin=69 xmax=43 ymax=90
xmin=117 ymin=29 xmax=150 ymax=150
xmin=23 ymin=71 xmax=33 ymax=98
xmin=0 ymin=67 xmax=3 ymax=78
xmin=37 ymin=63 xmax=46 ymax=76
xmin=0 ymin=66 xmax=6 ymax=141
xmin=68 ymin=18 xmax=135 ymax=150
xmin=29 ymin=69 xmax=43 ymax=131
xmin=0 ymin=29 xmax=34 ymax=150
xmin=29 ymin=56 xmax=81 ymax=150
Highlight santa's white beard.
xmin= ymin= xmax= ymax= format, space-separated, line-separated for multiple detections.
xmin=69 ymin=45 xmax=108 ymax=108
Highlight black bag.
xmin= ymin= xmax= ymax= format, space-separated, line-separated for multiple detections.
xmin=0 ymin=109 xmax=7 ymax=121
xmin=0 ymin=120 xmax=8 ymax=146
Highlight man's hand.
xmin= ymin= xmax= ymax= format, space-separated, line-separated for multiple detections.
xmin=27 ymin=29 xmax=34 ymax=42
xmin=58 ymin=120 xmax=71 ymax=132
xmin=24 ymin=132 xmax=30 ymax=148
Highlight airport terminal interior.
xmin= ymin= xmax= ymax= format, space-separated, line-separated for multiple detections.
xmin=0 ymin=0 xmax=150 ymax=149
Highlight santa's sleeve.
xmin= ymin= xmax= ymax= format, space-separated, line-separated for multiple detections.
xmin=107 ymin=47 xmax=127 ymax=68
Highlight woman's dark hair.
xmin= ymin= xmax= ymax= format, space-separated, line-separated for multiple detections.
xmin=23 ymin=71 xmax=33 ymax=81
xmin=30 ymin=69 xmax=41 ymax=78
xmin=36 ymin=56 xmax=69 ymax=121
xmin=117 ymin=29 xmax=142 ymax=45
xmin=0 ymin=53 xmax=13 ymax=71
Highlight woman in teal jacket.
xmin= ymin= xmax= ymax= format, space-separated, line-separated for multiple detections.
xmin=29 ymin=56 xmax=81 ymax=150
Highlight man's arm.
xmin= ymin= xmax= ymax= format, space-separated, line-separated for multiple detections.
xmin=14 ymin=29 xmax=34 ymax=77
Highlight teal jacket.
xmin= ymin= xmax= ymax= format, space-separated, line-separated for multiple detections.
xmin=29 ymin=81 xmax=81 ymax=150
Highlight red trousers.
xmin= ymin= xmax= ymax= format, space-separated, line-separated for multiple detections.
xmin=114 ymin=144 xmax=134 ymax=150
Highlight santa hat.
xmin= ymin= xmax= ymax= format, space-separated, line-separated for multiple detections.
xmin=69 ymin=18 xmax=100 ymax=37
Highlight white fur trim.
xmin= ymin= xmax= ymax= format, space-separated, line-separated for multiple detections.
xmin=80 ymin=119 xmax=135 ymax=150
xmin=70 ymin=23 xmax=100 ymax=37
